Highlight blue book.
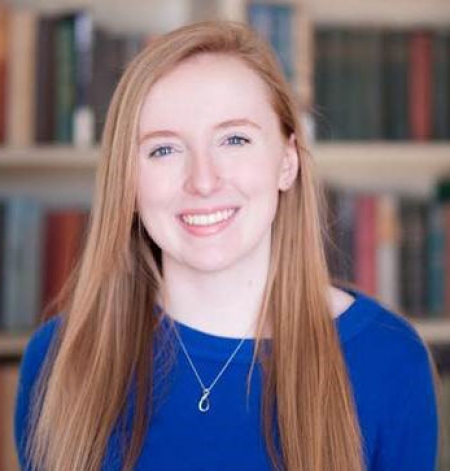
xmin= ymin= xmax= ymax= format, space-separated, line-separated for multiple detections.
xmin=272 ymin=4 xmax=294 ymax=81
xmin=247 ymin=3 xmax=294 ymax=81
xmin=1 ymin=198 xmax=44 ymax=332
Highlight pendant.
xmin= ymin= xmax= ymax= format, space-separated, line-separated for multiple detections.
xmin=198 ymin=388 xmax=211 ymax=413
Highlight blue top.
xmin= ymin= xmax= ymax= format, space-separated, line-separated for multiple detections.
xmin=14 ymin=288 xmax=439 ymax=470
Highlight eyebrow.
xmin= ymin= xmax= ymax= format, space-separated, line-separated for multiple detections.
xmin=139 ymin=118 xmax=262 ymax=143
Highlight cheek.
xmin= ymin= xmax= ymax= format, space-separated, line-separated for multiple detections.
xmin=236 ymin=156 xmax=282 ymax=194
xmin=137 ymin=165 xmax=174 ymax=212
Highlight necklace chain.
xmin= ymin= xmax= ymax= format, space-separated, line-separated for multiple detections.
xmin=172 ymin=322 xmax=250 ymax=413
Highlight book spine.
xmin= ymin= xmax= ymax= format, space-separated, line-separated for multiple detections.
xmin=35 ymin=15 xmax=56 ymax=143
xmin=1 ymin=198 xmax=44 ymax=332
xmin=0 ymin=365 xmax=20 ymax=471
xmin=54 ymin=15 xmax=75 ymax=143
xmin=409 ymin=31 xmax=433 ymax=141
xmin=73 ymin=10 xmax=94 ymax=147
xmin=5 ymin=8 xmax=37 ymax=146
xmin=376 ymin=194 xmax=401 ymax=310
xmin=355 ymin=194 xmax=377 ymax=296
xmin=433 ymin=30 xmax=450 ymax=139
xmin=272 ymin=4 xmax=294 ymax=82
xmin=363 ymin=31 xmax=383 ymax=139
xmin=0 ymin=6 xmax=7 ymax=144
xmin=400 ymin=198 xmax=428 ymax=318
xmin=427 ymin=201 xmax=445 ymax=317
xmin=383 ymin=31 xmax=409 ymax=139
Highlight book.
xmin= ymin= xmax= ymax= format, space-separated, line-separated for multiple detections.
xmin=54 ymin=14 xmax=76 ymax=143
xmin=433 ymin=30 xmax=450 ymax=139
xmin=409 ymin=31 xmax=433 ymax=141
xmin=0 ymin=364 xmax=20 ymax=471
xmin=376 ymin=194 xmax=401 ymax=311
xmin=42 ymin=208 xmax=89 ymax=316
xmin=0 ymin=5 xmax=7 ymax=144
xmin=247 ymin=3 xmax=295 ymax=83
xmin=73 ymin=10 xmax=94 ymax=147
xmin=354 ymin=194 xmax=377 ymax=296
xmin=383 ymin=31 xmax=409 ymax=139
xmin=399 ymin=198 xmax=428 ymax=318
xmin=5 ymin=7 xmax=37 ymax=146
xmin=0 ymin=198 xmax=44 ymax=333
xmin=35 ymin=15 xmax=57 ymax=143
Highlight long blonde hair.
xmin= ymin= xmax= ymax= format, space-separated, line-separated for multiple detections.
xmin=27 ymin=21 xmax=364 ymax=470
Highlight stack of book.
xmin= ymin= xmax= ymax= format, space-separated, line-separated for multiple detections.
xmin=0 ymin=6 xmax=149 ymax=147
xmin=314 ymin=28 xmax=450 ymax=140
xmin=325 ymin=179 xmax=450 ymax=319
xmin=0 ymin=197 xmax=89 ymax=333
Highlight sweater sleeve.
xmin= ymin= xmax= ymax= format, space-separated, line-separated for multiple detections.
xmin=14 ymin=316 xmax=62 ymax=471
xmin=372 ymin=341 xmax=439 ymax=471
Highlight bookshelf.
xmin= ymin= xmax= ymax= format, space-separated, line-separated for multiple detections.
xmin=0 ymin=333 xmax=30 ymax=358
xmin=2 ymin=319 xmax=449 ymax=358
xmin=1 ymin=2 xmax=449 ymax=470
xmin=0 ymin=0 xmax=449 ymax=343
xmin=1 ymin=142 xmax=450 ymax=197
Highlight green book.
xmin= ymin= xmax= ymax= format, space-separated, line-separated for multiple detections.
xmin=54 ymin=15 xmax=75 ymax=143
xmin=433 ymin=30 xmax=450 ymax=139
xmin=383 ymin=32 xmax=410 ymax=139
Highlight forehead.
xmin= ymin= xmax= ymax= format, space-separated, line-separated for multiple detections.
xmin=139 ymin=53 xmax=279 ymax=132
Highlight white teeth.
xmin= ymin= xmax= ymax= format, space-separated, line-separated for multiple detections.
xmin=181 ymin=209 xmax=236 ymax=226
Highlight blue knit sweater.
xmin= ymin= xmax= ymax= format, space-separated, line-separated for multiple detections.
xmin=14 ymin=288 xmax=439 ymax=470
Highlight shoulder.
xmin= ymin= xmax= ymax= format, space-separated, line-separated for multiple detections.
xmin=342 ymin=294 xmax=440 ymax=468
xmin=334 ymin=286 xmax=428 ymax=356
xmin=20 ymin=315 xmax=63 ymax=383
xmin=336 ymin=289 xmax=436 ymax=403
xmin=15 ymin=315 xmax=64 ymax=467
xmin=333 ymin=287 xmax=437 ymax=398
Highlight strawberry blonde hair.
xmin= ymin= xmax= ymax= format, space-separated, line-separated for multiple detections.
xmin=26 ymin=21 xmax=364 ymax=470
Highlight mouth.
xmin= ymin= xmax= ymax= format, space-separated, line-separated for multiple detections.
xmin=177 ymin=207 xmax=240 ymax=236
xmin=179 ymin=207 xmax=239 ymax=226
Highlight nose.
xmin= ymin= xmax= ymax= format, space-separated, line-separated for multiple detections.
xmin=183 ymin=151 xmax=222 ymax=196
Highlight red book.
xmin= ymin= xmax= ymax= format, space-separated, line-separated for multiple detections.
xmin=42 ymin=209 xmax=88 ymax=313
xmin=355 ymin=195 xmax=377 ymax=296
xmin=409 ymin=31 xmax=433 ymax=140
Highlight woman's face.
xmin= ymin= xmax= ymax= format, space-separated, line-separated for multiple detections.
xmin=137 ymin=53 xmax=298 ymax=273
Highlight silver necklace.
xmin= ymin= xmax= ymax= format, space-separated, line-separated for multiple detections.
xmin=171 ymin=323 xmax=249 ymax=413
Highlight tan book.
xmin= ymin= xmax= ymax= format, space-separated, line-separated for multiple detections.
xmin=376 ymin=194 xmax=401 ymax=311
xmin=0 ymin=5 xmax=8 ymax=143
xmin=0 ymin=364 xmax=20 ymax=471
xmin=5 ymin=8 xmax=37 ymax=147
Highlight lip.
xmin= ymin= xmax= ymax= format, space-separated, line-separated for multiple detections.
xmin=177 ymin=205 xmax=240 ymax=217
xmin=177 ymin=206 xmax=240 ymax=237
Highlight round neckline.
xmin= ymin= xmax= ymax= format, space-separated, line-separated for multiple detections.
xmin=156 ymin=287 xmax=380 ymax=363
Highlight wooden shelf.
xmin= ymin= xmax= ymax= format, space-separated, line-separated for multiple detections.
xmin=0 ymin=318 xmax=448 ymax=357
xmin=1 ymin=142 xmax=449 ymax=199
xmin=302 ymin=0 xmax=450 ymax=26
xmin=1 ymin=142 xmax=449 ymax=172
xmin=0 ymin=145 xmax=98 ymax=170
xmin=312 ymin=142 xmax=450 ymax=196
xmin=414 ymin=320 xmax=450 ymax=345
xmin=0 ymin=333 xmax=32 ymax=357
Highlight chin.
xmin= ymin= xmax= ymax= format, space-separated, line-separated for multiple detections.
xmin=181 ymin=252 xmax=240 ymax=274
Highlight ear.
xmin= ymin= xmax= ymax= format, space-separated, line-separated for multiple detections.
xmin=278 ymin=133 xmax=299 ymax=191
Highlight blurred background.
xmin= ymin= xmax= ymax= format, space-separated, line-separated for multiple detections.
xmin=1 ymin=0 xmax=450 ymax=469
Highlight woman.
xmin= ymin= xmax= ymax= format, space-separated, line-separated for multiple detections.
xmin=15 ymin=21 xmax=439 ymax=471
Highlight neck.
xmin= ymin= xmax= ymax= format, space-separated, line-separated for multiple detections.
xmin=160 ymin=233 xmax=271 ymax=339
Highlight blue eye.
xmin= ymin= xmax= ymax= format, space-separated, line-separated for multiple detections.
xmin=225 ymin=135 xmax=251 ymax=146
xmin=149 ymin=145 xmax=175 ymax=158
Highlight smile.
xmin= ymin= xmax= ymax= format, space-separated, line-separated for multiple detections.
xmin=180 ymin=208 xmax=238 ymax=227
